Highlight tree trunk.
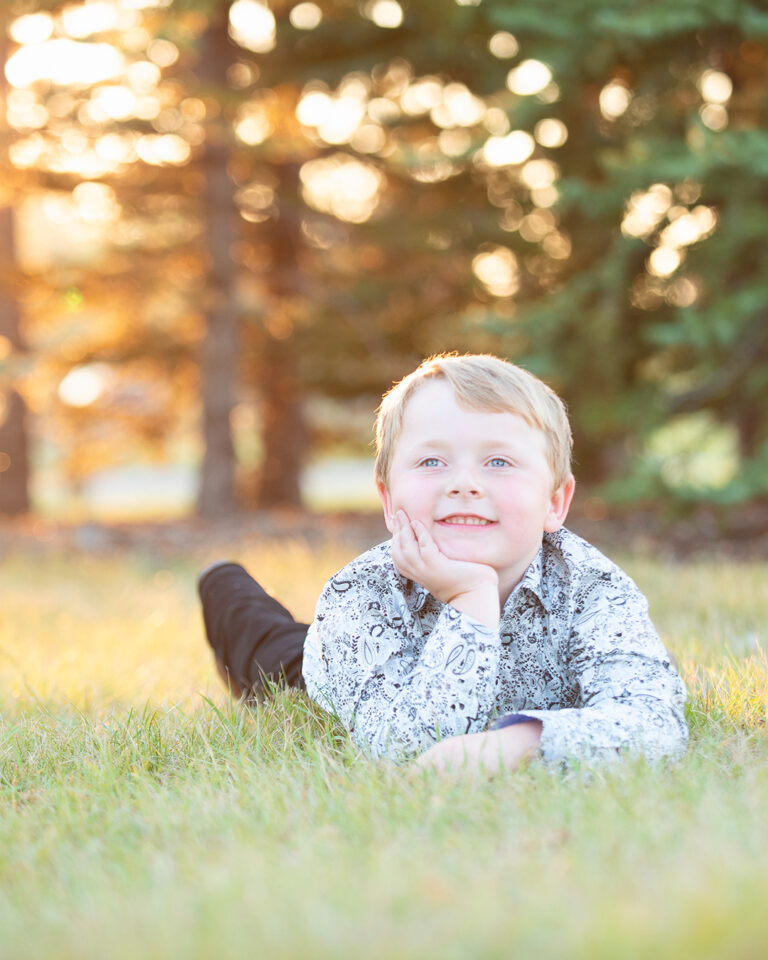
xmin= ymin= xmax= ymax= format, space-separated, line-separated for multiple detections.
xmin=0 ymin=28 xmax=30 ymax=516
xmin=259 ymin=334 xmax=305 ymax=507
xmin=196 ymin=5 xmax=239 ymax=519
xmin=258 ymin=162 xmax=305 ymax=508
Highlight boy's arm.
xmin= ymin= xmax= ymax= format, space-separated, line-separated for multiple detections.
xmin=305 ymin=543 xmax=505 ymax=760
xmin=413 ymin=721 xmax=543 ymax=775
xmin=489 ymin=571 xmax=688 ymax=768
xmin=390 ymin=511 xmax=500 ymax=628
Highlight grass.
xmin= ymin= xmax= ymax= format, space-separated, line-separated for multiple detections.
xmin=1 ymin=534 xmax=767 ymax=959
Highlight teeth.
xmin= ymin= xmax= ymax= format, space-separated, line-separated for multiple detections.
xmin=442 ymin=516 xmax=491 ymax=525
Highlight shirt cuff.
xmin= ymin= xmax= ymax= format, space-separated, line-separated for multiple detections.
xmin=491 ymin=713 xmax=538 ymax=729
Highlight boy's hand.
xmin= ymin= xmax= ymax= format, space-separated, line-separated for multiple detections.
xmin=391 ymin=510 xmax=500 ymax=629
xmin=412 ymin=723 xmax=543 ymax=776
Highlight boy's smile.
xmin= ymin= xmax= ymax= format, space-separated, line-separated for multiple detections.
xmin=378 ymin=380 xmax=574 ymax=601
xmin=438 ymin=515 xmax=494 ymax=526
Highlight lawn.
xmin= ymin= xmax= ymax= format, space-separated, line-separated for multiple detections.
xmin=1 ymin=531 xmax=767 ymax=960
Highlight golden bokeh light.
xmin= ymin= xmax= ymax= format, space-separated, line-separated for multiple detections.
xmin=622 ymin=181 xmax=716 ymax=269
xmin=534 ymin=118 xmax=568 ymax=148
xmin=520 ymin=158 xmax=558 ymax=190
xmin=484 ymin=107 xmax=510 ymax=136
xmin=438 ymin=128 xmax=472 ymax=157
xmin=542 ymin=231 xmax=571 ymax=259
xmin=441 ymin=83 xmax=486 ymax=127
xmin=123 ymin=0 xmax=172 ymax=8
xmin=290 ymin=3 xmax=323 ymax=30
xmin=93 ymin=85 xmax=138 ymax=120
xmin=9 ymin=135 xmax=45 ymax=169
xmin=236 ymin=183 xmax=275 ymax=222
xmin=136 ymin=134 xmax=191 ymax=166
xmin=126 ymin=60 xmax=161 ymax=93
xmin=6 ymin=90 xmax=49 ymax=130
xmin=6 ymin=39 xmax=125 ymax=88
xmin=319 ymin=97 xmax=366 ymax=144
xmin=648 ymin=246 xmax=682 ymax=278
xmin=340 ymin=76 xmax=371 ymax=99
xmin=599 ymin=81 xmax=632 ymax=120
xmin=235 ymin=103 xmax=274 ymax=145
xmin=699 ymin=70 xmax=733 ymax=104
xmin=72 ymin=182 xmax=121 ymax=223
xmin=531 ymin=185 xmax=559 ymax=208
xmin=364 ymin=1 xmax=404 ymax=29
xmin=95 ymin=133 xmax=138 ymax=165
xmin=472 ymin=246 xmax=519 ymax=297
xmin=506 ymin=60 xmax=552 ymax=96
xmin=488 ymin=32 xmax=519 ymax=59
xmin=659 ymin=206 xmax=716 ymax=248
xmin=147 ymin=39 xmax=179 ymax=68
xmin=9 ymin=13 xmax=54 ymax=45
xmin=621 ymin=184 xmax=673 ymax=238
xmin=351 ymin=123 xmax=387 ymax=154
xmin=296 ymin=88 xmax=333 ymax=126
xmin=300 ymin=154 xmax=383 ymax=223
xmin=368 ymin=96 xmax=400 ymax=123
xmin=482 ymin=130 xmax=535 ymax=166
xmin=519 ymin=209 xmax=556 ymax=242
xmin=58 ymin=364 xmax=111 ymax=408
xmin=700 ymin=103 xmax=728 ymax=131
xmin=180 ymin=98 xmax=206 ymax=122
xmin=665 ymin=277 xmax=699 ymax=307
xmin=400 ymin=78 xmax=443 ymax=116
xmin=60 ymin=1 xmax=128 ymax=39
xmin=41 ymin=192 xmax=77 ymax=224
xmin=296 ymin=83 xmax=368 ymax=145
xmin=229 ymin=0 xmax=277 ymax=54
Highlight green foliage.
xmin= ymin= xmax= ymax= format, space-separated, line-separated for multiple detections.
xmin=473 ymin=0 xmax=768 ymax=493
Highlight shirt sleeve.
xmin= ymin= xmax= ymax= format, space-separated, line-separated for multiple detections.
xmin=304 ymin=566 xmax=503 ymax=759
xmin=494 ymin=570 xmax=688 ymax=767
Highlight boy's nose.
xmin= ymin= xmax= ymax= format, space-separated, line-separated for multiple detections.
xmin=446 ymin=467 xmax=483 ymax=497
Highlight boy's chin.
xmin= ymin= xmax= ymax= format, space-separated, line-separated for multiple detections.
xmin=434 ymin=538 xmax=488 ymax=564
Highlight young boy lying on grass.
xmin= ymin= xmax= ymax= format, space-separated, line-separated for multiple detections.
xmin=199 ymin=354 xmax=687 ymax=773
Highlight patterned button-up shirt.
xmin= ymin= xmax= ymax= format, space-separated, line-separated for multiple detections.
xmin=302 ymin=528 xmax=688 ymax=766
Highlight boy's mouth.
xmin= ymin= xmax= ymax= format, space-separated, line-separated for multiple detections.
xmin=437 ymin=515 xmax=495 ymax=526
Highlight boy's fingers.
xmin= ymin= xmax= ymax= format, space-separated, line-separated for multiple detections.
xmin=394 ymin=522 xmax=423 ymax=572
xmin=399 ymin=517 xmax=420 ymax=551
xmin=412 ymin=519 xmax=436 ymax=549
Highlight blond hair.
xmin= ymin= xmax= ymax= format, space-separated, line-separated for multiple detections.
xmin=374 ymin=353 xmax=572 ymax=489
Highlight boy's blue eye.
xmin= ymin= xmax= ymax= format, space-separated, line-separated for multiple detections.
xmin=418 ymin=457 xmax=442 ymax=467
xmin=488 ymin=457 xmax=512 ymax=468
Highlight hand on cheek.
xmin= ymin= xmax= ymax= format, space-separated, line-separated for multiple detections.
xmin=390 ymin=510 xmax=500 ymax=629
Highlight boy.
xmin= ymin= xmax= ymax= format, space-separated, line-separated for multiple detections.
xmin=199 ymin=354 xmax=687 ymax=772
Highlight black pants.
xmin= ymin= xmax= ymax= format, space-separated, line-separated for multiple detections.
xmin=198 ymin=562 xmax=308 ymax=700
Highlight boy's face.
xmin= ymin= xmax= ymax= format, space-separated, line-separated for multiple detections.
xmin=378 ymin=379 xmax=574 ymax=600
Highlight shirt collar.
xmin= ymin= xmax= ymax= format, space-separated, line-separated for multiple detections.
xmin=506 ymin=543 xmax=552 ymax=613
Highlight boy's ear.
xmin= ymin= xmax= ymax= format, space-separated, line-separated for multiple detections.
xmin=377 ymin=481 xmax=396 ymax=533
xmin=544 ymin=474 xmax=575 ymax=533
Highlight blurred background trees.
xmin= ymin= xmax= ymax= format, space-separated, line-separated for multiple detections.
xmin=1 ymin=0 xmax=767 ymax=521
